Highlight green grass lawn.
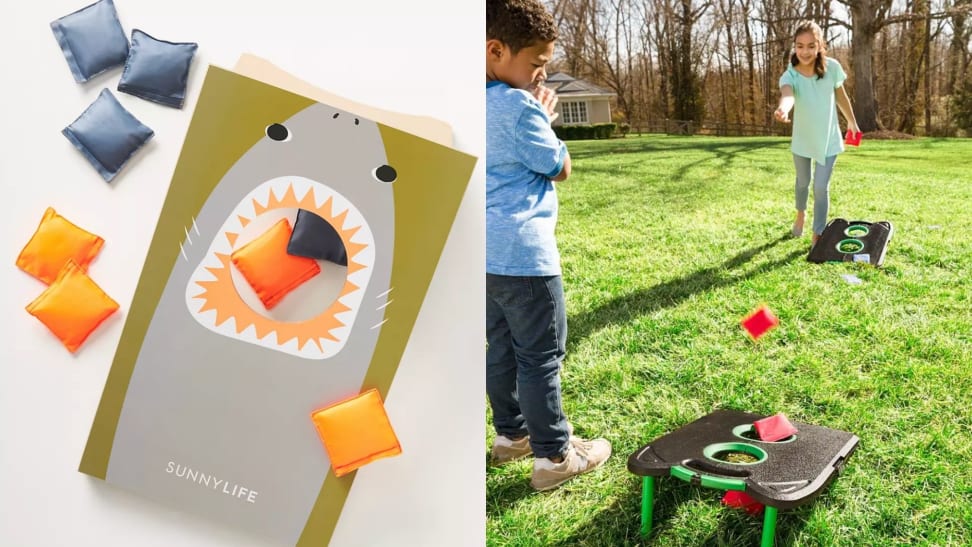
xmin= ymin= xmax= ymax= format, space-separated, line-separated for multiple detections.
xmin=486 ymin=135 xmax=972 ymax=546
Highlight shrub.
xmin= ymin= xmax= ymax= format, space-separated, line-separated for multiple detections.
xmin=554 ymin=123 xmax=617 ymax=140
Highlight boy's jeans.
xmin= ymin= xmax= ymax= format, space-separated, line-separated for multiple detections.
xmin=793 ymin=153 xmax=837 ymax=236
xmin=486 ymin=274 xmax=571 ymax=459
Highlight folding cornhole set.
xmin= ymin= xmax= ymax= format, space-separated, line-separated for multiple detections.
xmin=79 ymin=57 xmax=477 ymax=546
xmin=807 ymin=218 xmax=894 ymax=267
xmin=628 ymin=410 xmax=858 ymax=547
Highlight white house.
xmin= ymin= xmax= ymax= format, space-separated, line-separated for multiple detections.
xmin=544 ymin=72 xmax=615 ymax=126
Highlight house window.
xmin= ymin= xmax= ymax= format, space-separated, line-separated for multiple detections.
xmin=560 ymin=100 xmax=588 ymax=124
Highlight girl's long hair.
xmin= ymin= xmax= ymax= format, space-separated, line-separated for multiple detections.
xmin=790 ymin=20 xmax=827 ymax=79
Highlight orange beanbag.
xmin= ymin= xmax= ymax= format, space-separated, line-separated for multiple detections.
xmin=26 ymin=260 xmax=119 ymax=352
xmin=230 ymin=218 xmax=321 ymax=309
xmin=310 ymin=388 xmax=402 ymax=477
xmin=16 ymin=207 xmax=105 ymax=285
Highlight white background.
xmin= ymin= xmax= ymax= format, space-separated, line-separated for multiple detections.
xmin=0 ymin=1 xmax=485 ymax=546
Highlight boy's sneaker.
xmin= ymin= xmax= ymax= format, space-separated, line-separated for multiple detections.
xmin=530 ymin=437 xmax=612 ymax=491
xmin=490 ymin=423 xmax=575 ymax=466
xmin=490 ymin=435 xmax=532 ymax=465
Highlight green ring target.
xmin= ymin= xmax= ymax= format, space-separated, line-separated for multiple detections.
xmin=844 ymin=225 xmax=870 ymax=237
xmin=703 ymin=442 xmax=768 ymax=465
xmin=836 ymin=238 xmax=865 ymax=254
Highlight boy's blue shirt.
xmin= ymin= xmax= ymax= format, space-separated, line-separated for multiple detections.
xmin=486 ymin=80 xmax=568 ymax=276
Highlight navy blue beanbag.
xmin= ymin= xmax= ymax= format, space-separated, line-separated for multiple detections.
xmin=118 ymin=29 xmax=198 ymax=108
xmin=287 ymin=209 xmax=348 ymax=266
xmin=51 ymin=0 xmax=129 ymax=83
xmin=62 ymin=89 xmax=154 ymax=182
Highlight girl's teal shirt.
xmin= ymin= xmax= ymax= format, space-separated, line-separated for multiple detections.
xmin=780 ymin=57 xmax=847 ymax=166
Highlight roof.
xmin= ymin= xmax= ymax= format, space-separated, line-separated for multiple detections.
xmin=544 ymin=72 xmax=615 ymax=97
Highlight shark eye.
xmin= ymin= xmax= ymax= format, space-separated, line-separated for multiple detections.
xmin=266 ymin=123 xmax=291 ymax=142
xmin=373 ymin=165 xmax=397 ymax=183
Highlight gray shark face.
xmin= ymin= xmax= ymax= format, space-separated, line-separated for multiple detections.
xmin=181 ymin=104 xmax=395 ymax=360
xmin=105 ymin=103 xmax=402 ymax=541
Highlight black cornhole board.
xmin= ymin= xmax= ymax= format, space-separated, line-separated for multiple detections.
xmin=807 ymin=218 xmax=893 ymax=267
xmin=627 ymin=410 xmax=858 ymax=546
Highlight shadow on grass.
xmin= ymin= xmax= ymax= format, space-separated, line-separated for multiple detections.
xmin=568 ymin=138 xmax=784 ymax=162
xmin=566 ymin=235 xmax=804 ymax=354
xmin=542 ymin=477 xmax=813 ymax=546
xmin=540 ymin=478 xmax=649 ymax=547
xmin=486 ymin=461 xmax=540 ymax=514
xmin=569 ymin=138 xmax=783 ymax=182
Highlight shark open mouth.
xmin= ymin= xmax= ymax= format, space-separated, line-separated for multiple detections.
xmin=184 ymin=176 xmax=375 ymax=360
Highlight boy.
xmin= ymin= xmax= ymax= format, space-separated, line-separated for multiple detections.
xmin=485 ymin=0 xmax=611 ymax=491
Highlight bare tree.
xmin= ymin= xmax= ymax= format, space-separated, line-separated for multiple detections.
xmin=600 ymin=0 xmax=635 ymax=119
xmin=541 ymin=0 xmax=971 ymax=135
xmin=947 ymin=0 xmax=972 ymax=94
xmin=669 ymin=0 xmax=712 ymax=122
xmin=836 ymin=0 xmax=972 ymax=131
xmin=739 ymin=0 xmax=762 ymax=125
xmin=549 ymin=0 xmax=594 ymax=77
xmin=760 ymin=0 xmax=802 ymax=127
xmin=898 ymin=0 xmax=930 ymax=133
xmin=836 ymin=0 xmax=894 ymax=131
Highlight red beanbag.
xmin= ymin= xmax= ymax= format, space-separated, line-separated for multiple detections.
xmin=753 ymin=413 xmax=799 ymax=442
xmin=721 ymin=490 xmax=764 ymax=515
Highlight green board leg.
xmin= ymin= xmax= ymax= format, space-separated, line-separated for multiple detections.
xmin=641 ymin=476 xmax=655 ymax=536
xmin=761 ymin=505 xmax=778 ymax=547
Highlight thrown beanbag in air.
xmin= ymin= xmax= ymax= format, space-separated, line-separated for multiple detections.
xmin=117 ymin=29 xmax=198 ymax=108
xmin=310 ymin=388 xmax=402 ymax=477
xmin=16 ymin=207 xmax=104 ymax=285
xmin=50 ymin=0 xmax=129 ymax=83
xmin=26 ymin=260 xmax=119 ymax=353
xmin=287 ymin=209 xmax=348 ymax=266
xmin=62 ymin=88 xmax=154 ymax=182
xmin=230 ymin=218 xmax=321 ymax=309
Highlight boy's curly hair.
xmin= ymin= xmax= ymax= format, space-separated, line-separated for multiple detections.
xmin=487 ymin=0 xmax=558 ymax=54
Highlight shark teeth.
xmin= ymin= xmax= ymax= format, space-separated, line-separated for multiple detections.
xmin=184 ymin=176 xmax=376 ymax=360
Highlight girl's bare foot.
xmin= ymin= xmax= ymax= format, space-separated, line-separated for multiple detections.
xmin=792 ymin=212 xmax=806 ymax=237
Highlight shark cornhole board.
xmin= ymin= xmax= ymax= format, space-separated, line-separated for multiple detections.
xmin=628 ymin=410 xmax=858 ymax=547
xmin=79 ymin=64 xmax=477 ymax=545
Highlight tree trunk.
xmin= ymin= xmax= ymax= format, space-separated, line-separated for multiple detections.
xmin=717 ymin=0 xmax=738 ymax=124
xmin=671 ymin=0 xmax=708 ymax=122
xmin=897 ymin=0 xmax=927 ymax=134
xmin=740 ymin=0 xmax=758 ymax=126
xmin=847 ymin=3 xmax=886 ymax=132
xmin=654 ymin=4 xmax=673 ymax=118
xmin=946 ymin=1 xmax=970 ymax=94
xmin=923 ymin=11 xmax=932 ymax=134
xmin=849 ymin=11 xmax=877 ymax=130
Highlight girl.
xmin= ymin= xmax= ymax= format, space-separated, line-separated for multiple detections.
xmin=774 ymin=21 xmax=860 ymax=246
